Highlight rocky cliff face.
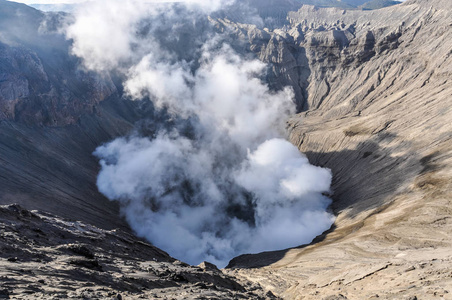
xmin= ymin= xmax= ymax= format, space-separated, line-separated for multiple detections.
xmin=0 ymin=1 xmax=116 ymax=126
xmin=226 ymin=0 xmax=452 ymax=299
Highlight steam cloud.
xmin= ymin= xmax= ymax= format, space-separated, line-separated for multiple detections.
xmin=66 ymin=0 xmax=335 ymax=266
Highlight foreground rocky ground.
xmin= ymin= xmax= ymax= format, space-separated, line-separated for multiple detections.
xmin=0 ymin=204 xmax=275 ymax=299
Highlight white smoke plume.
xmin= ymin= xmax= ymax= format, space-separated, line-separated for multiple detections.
xmin=67 ymin=0 xmax=335 ymax=267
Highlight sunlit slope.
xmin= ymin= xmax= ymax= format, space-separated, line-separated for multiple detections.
xmin=227 ymin=0 xmax=452 ymax=298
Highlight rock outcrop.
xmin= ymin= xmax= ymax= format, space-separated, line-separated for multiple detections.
xmin=0 ymin=204 xmax=274 ymax=299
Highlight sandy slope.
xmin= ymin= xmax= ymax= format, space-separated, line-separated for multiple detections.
xmin=226 ymin=0 xmax=452 ymax=298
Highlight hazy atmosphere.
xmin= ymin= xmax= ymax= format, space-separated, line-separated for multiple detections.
xmin=62 ymin=0 xmax=335 ymax=266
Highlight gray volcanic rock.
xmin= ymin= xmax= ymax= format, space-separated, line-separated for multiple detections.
xmin=213 ymin=0 xmax=400 ymax=30
xmin=0 ymin=1 xmax=116 ymax=126
xmin=211 ymin=0 xmax=408 ymax=111
xmin=0 ymin=41 xmax=116 ymax=126
xmin=0 ymin=204 xmax=274 ymax=299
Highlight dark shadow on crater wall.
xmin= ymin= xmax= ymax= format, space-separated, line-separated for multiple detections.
xmin=227 ymin=133 xmax=421 ymax=268
xmin=0 ymin=96 xmax=155 ymax=230
xmin=226 ymin=224 xmax=337 ymax=269
xmin=304 ymin=133 xmax=420 ymax=218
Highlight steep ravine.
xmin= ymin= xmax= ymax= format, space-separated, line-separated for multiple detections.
xmin=226 ymin=1 xmax=452 ymax=299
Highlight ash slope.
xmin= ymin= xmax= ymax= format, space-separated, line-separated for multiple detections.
xmin=226 ymin=0 xmax=452 ymax=299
